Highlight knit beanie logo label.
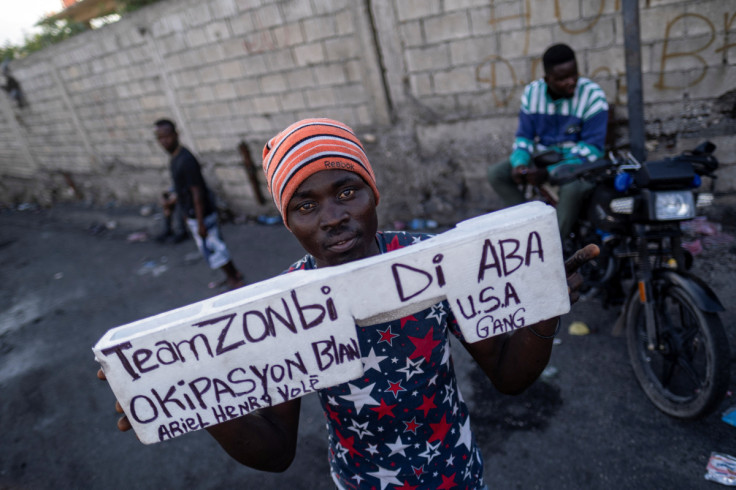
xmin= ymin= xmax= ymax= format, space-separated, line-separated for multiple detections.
xmin=323 ymin=160 xmax=354 ymax=171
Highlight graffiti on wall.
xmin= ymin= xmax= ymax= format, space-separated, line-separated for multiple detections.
xmin=475 ymin=0 xmax=736 ymax=107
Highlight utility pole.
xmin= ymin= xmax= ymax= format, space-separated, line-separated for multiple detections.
xmin=622 ymin=0 xmax=646 ymax=161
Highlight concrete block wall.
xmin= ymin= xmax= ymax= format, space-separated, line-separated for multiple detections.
xmin=0 ymin=0 xmax=734 ymax=224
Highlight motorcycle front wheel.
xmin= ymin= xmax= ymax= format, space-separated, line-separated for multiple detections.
xmin=625 ymin=282 xmax=730 ymax=419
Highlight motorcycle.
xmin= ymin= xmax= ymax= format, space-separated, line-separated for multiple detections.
xmin=531 ymin=142 xmax=729 ymax=419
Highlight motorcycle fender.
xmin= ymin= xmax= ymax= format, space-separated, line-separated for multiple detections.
xmin=654 ymin=269 xmax=725 ymax=313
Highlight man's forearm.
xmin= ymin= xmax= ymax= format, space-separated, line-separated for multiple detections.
xmin=464 ymin=317 xmax=558 ymax=395
xmin=206 ymin=399 xmax=301 ymax=472
xmin=190 ymin=186 xmax=205 ymax=227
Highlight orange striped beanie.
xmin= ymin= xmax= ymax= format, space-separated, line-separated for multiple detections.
xmin=262 ymin=118 xmax=380 ymax=227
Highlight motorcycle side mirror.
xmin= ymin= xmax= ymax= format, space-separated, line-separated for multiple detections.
xmin=693 ymin=141 xmax=716 ymax=155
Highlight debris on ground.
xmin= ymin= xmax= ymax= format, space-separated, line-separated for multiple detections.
xmin=256 ymin=215 xmax=282 ymax=225
xmin=541 ymin=365 xmax=559 ymax=380
xmin=126 ymin=231 xmax=148 ymax=243
xmin=681 ymin=217 xmax=736 ymax=255
xmin=136 ymin=258 xmax=169 ymax=277
xmin=568 ymin=321 xmax=590 ymax=336
xmin=722 ymin=406 xmax=736 ymax=428
xmin=705 ymin=452 xmax=736 ymax=486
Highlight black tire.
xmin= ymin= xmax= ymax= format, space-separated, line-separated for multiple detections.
xmin=625 ymin=281 xmax=730 ymax=419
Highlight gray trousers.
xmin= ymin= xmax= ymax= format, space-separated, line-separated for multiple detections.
xmin=487 ymin=159 xmax=594 ymax=239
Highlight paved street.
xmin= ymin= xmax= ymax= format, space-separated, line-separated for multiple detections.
xmin=1 ymin=203 xmax=735 ymax=489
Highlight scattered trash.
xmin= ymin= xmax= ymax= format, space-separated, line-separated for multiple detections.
xmin=136 ymin=259 xmax=169 ymax=277
xmin=53 ymin=272 xmax=63 ymax=280
xmin=681 ymin=216 xmax=720 ymax=236
xmin=16 ymin=202 xmax=39 ymax=212
xmin=682 ymin=239 xmax=703 ymax=255
xmin=705 ymin=452 xmax=736 ymax=486
xmin=680 ymin=217 xmax=735 ymax=254
xmin=362 ymin=133 xmax=377 ymax=144
xmin=126 ymin=231 xmax=148 ymax=243
xmin=568 ymin=321 xmax=590 ymax=336
xmin=722 ymin=406 xmax=736 ymax=428
xmin=553 ymin=337 xmax=563 ymax=346
xmin=256 ymin=215 xmax=282 ymax=225
xmin=139 ymin=205 xmax=153 ymax=217
xmin=105 ymin=220 xmax=118 ymax=230
xmin=541 ymin=365 xmax=558 ymax=380
xmin=407 ymin=218 xmax=438 ymax=230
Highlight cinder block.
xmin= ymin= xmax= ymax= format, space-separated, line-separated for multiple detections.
xmin=285 ymin=67 xmax=317 ymax=88
xmin=314 ymin=63 xmax=347 ymax=85
xmin=186 ymin=4 xmax=213 ymax=27
xmin=186 ymin=27 xmax=209 ymax=48
xmin=293 ymin=42 xmax=326 ymax=66
xmin=253 ymin=4 xmax=283 ymax=29
xmin=205 ymin=21 xmax=232 ymax=43
xmin=433 ymin=67 xmax=478 ymax=94
xmin=313 ymin=0 xmax=347 ymax=15
xmin=229 ymin=12 xmax=256 ymax=36
xmin=399 ymin=20 xmax=424 ymax=47
xmin=234 ymin=0 xmax=262 ymax=12
xmin=304 ymin=86 xmax=338 ymax=108
xmin=395 ymin=0 xmax=441 ymax=22
xmin=213 ymin=82 xmax=237 ymax=101
xmin=405 ymin=44 xmax=450 ymax=72
xmin=409 ymin=73 xmax=432 ymax=97
xmin=259 ymin=72 xmax=288 ymax=93
xmin=335 ymin=9 xmax=354 ymax=36
xmin=280 ymin=0 xmax=312 ymax=22
xmin=94 ymin=202 xmax=568 ymax=444
xmin=219 ymin=60 xmax=246 ymax=80
xmin=272 ymin=22 xmax=305 ymax=47
xmin=423 ymin=11 xmax=471 ymax=44
xmin=303 ymin=17 xmax=337 ymax=43
xmin=324 ymin=37 xmax=358 ymax=61
xmin=233 ymin=78 xmax=261 ymax=97
xmin=449 ymin=37 xmax=496 ymax=66
xmin=209 ymin=0 xmax=238 ymax=19
xmin=252 ymin=94 xmax=281 ymax=114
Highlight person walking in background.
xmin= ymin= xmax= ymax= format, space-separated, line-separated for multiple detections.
xmin=153 ymin=118 xmax=245 ymax=290
xmin=487 ymin=43 xmax=608 ymax=240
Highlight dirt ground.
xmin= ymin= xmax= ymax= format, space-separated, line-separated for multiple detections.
xmin=1 ymin=199 xmax=735 ymax=489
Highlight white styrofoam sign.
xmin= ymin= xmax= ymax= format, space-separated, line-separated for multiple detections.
xmin=94 ymin=202 xmax=569 ymax=444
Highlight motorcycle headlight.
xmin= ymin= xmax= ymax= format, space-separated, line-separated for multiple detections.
xmin=652 ymin=191 xmax=695 ymax=220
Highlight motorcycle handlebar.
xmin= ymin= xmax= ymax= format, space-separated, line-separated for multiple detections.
xmin=548 ymin=159 xmax=613 ymax=186
xmin=547 ymin=141 xmax=718 ymax=186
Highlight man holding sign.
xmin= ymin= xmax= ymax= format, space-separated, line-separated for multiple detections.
xmin=100 ymin=118 xmax=597 ymax=489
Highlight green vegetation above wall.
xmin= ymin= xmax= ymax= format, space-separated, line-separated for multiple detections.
xmin=0 ymin=0 xmax=162 ymax=61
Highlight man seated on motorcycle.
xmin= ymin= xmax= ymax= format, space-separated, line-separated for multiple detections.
xmin=487 ymin=43 xmax=609 ymax=240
